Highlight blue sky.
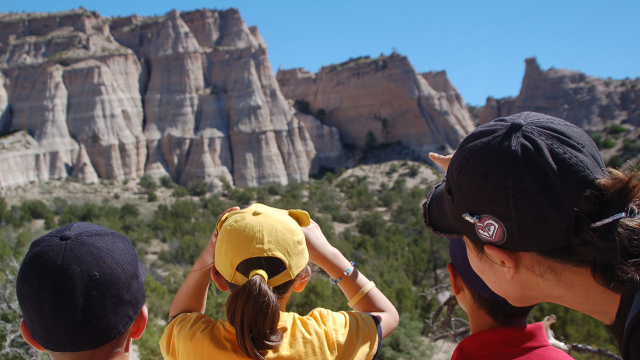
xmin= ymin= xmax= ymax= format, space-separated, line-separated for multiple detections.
xmin=2 ymin=0 xmax=639 ymax=105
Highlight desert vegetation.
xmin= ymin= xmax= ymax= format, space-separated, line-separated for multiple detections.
xmin=0 ymin=162 xmax=621 ymax=359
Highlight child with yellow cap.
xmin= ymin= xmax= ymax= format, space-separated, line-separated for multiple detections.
xmin=160 ymin=203 xmax=399 ymax=360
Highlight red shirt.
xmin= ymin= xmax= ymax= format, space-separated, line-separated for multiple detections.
xmin=451 ymin=322 xmax=574 ymax=360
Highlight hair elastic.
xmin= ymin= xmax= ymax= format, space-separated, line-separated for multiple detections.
xmin=249 ymin=269 xmax=269 ymax=282
xmin=589 ymin=205 xmax=639 ymax=228
xmin=331 ymin=262 xmax=355 ymax=285
xmin=348 ymin=281 xmax=377 ymax=308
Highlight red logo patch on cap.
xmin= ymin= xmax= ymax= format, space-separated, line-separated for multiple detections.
xmin=474 ymin=215 xmax=507 ymax=245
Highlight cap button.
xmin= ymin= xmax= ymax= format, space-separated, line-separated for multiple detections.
xmin=59 ymin=232 xmax=73 ymax=241
xmin=510 ymin=120 xmax=525 ymax=130
xmin=253 ymin=210 xmax=262 ymax=216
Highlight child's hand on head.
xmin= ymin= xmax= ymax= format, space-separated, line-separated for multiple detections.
xmin=429 ymin=151 xmax=455 ymax=173
xmin=302 ymin=219 xmax=335 ymax=265
xmin=205 ymin=206 xmax=240 ymax=264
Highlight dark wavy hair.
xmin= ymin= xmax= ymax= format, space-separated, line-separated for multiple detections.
xmin=225 ymin=257 xmax=311 ymax=360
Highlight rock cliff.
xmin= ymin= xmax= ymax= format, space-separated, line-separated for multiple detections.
xmin=0 ymin=8 xmax=317 ymax=190
xmin=479 ymin=57 xmax=640 ymax=129
xmin=277 ymin=55 xmax=475 ymax=159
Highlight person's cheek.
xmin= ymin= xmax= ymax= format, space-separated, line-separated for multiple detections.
xmin=465 ymin=244 xmax=507 ymax=296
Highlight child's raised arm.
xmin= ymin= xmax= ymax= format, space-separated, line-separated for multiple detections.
xmin=303 ymin=220 xmax=399 ymax=338
xmin=168 ymin=206 xmax=239 ymax=321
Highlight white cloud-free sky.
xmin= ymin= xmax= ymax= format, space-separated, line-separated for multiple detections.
xmin=2 ymin=0 xmax=638 ymax=105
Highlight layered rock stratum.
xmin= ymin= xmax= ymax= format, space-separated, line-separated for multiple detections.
xmin=479 ymin=58 xmax=640 ymax=129
xmin=0 ymin=8 xmax=320 ymax=190
xmin=0 ymin=9 xmax=475 ymax=190
xmin=276 ymin=55 xmax=476 ymax=160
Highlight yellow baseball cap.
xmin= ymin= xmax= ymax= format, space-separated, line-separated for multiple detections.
xmin=215 ymin=203 xmax=310 ymax=287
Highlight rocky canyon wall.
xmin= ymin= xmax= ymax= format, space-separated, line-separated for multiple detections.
xmin=276 ymin=55 xmax=476 ymax=160
xmin=479 ymin=57 xmax=640 ymax=130
xmin=0 ymin=8 xmax=318 ymax=190
xmin=0 ymin=9 xmax=476 ymax=190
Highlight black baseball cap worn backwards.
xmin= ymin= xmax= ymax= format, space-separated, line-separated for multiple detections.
xmin=423 ymin=112 xmax=607 ymax=252
xmin=16 ymin=222 xmax=147 ymax=352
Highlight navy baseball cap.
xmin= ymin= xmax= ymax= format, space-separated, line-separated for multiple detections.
xmin=16 ymin=222 xmax=147 ymax=352
xmin=448 ymin=237 xmax=506 ymax=302
xmin=423 ymin=112 xmax=606 ymax=252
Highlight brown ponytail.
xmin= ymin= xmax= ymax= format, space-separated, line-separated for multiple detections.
xmin=226 ymin=257 xmax=311 ymax=360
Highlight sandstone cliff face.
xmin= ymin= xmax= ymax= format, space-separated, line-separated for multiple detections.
xmin=109 ymin=8 xmax=316 ymax=189
xmin=479 ymin=58 xmax=640 ymax=129
xmin=3 ymin=65 xmax=79 ymax=185
xmin=291 ymin=109 xmax=344 ymax=173
xmin=277 ymin=55 xmax=475 ymax=159
xmin=0 ymin=8 xmax=317 ymax=190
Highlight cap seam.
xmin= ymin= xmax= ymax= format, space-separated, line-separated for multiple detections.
xmin=507 ymin=127 xmax=522 ymax=250
xmin=60 ymin=240 xmax=72 ymax=350
xmin=529 ymin=128 xmax=596 ymax=246
xmin=449 ymin=128 xmax=506 ymax=187
xmin=77 ymin=239 xmax=138 ymax=282
xmin=67 ymin=239 xmax=145 ymax=346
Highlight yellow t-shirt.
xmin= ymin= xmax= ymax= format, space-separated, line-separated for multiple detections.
xmin=160 ymin=308 xmax=380 ymax=360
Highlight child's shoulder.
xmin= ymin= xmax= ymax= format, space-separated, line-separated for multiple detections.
xmin=165 ymin=312 xmax=230 ymax=334
xmin=284 ymin=308 xmax=379 ymax=340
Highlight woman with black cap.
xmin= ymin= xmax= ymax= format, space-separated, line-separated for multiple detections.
xmin=423 ymin=112 xmax=640 ymax=360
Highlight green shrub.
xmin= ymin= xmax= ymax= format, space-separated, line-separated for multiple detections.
xmin=201 ymin=194 xmax=232 ymax=218
xmin=319 ymin=201 xmax=354 ymax=223
xmin=378 ymin=190 xmax=395 ymax=208
xmin=120 ymin=203 xmax=139 ymax=220
xmin=160 ymin=175 xmax=176 ymax=189
xmin=0 ymin=197 xmax=6 ymax=224
xmin=263 ymin=182 xmax=284 ymax=196
xmin=379 ymin=313 xmax=435 ymax=359
xmin=356 ymin=211 xmax=386 ymax=237
xmin=188 ymin=181 xmax=209 ymax=197
xmin=21 ymin=199 xmax=52 ymax=220
xmin=147 ymin=190 xmax=157 ymax=202
xmin=337 ymin=176 xmax=377 ymax=211
xmin=607 ymin=155 xmax=624 ymax=168
xmin=173 ymin=186 xmax=188 ymax=198
xmin=230 ymin=187 xmax=254 ymax=204
xmin=387 ymin=163 xmax=399 ymax=174
xmin=139 ymin=174 xmax=157 ymax=192
xmin=407 ymin=163 xmax=420 ymax=177
xmin=52 ymin=197 xmax=67 ymax=215
xmin=623 ymin=138 xmax=640 ymax=154
xmin=601 ymin=137 xmax=616 ymax=149
xmin=591 ymin=132 xmax=603 ymax=148
xmin=608 ymin=124 xmax=627 ymax=135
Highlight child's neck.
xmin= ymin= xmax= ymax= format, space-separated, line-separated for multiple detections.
xmin=468 ymin=310 xmax=528 ymax=334
xmin=278 ymin=292 xmax=292 ymax=312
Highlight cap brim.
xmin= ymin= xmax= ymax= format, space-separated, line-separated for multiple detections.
xmin=422 ymin=180 xmax=462 ymax=238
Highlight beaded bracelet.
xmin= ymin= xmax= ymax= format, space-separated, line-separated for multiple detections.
xmin=331 ymin=262 xmax=355 ymax=285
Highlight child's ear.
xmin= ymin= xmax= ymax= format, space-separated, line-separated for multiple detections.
xmin=484 ymin=245 xmax=517 ymax=280
xmin=131 ymin=305 xmax=148 ymax=340
xmin=211 ymin=265 xmax=229 ymax=291
xmin=20 ymin=321 xmax=45 ymax=351
xmin=293 ymin=267 xmax=311 ymax=293
xmin=293 ymin=276 xmax=309 ymax=293
xmin=447 ymin=263 xmax=464 ymax=296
